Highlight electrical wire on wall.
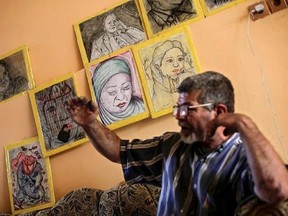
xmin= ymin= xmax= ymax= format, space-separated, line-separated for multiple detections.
xmin=246 ymin=14 xmax=288 ymax=161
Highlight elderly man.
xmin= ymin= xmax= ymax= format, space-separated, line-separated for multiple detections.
xmin=68 ymin=71 xmax=288 ymax=215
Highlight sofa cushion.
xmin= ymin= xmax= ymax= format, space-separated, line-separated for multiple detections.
xmin=99 ymin=183 xmax=160 ymax=216
xmin=235 ymin=196 xmax=288 ymax=216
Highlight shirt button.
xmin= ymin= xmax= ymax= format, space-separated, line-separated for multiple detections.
xmin=193 ymin=184 xmax=197 ymax=189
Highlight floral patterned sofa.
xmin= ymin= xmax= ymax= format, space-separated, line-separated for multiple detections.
xmin=2 ymin=182 xmax=288 ymax=216
xmin=2 ymin=183 xmax=160 ymax=216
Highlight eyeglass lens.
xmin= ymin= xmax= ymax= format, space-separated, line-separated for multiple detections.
xmin=173 ymin=106 xmax=188 ymax=117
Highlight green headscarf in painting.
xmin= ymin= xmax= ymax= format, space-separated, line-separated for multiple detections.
xmin=92 ymin=58 xmax=144 ymax=125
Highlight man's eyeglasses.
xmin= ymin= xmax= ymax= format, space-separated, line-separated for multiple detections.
xmin=172 ymin=103 xmax=213 ymax=117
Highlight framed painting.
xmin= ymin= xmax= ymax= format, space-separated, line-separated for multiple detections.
xmin=29 ymin=73 xmax=88 ymax=157
xmin=4 ymin=137 xmax=55 ymax=215
xmin=74 ymin=0 xmax=147 ymax=65
xmin=137 ymin=0 xmax=204 ymax=38
xmin=0 ymin=45 xmax=35 ymax=103
xmin=199 ymin=0 xmax=237 ymax=16
xmin=133 ymin=26 xmax=201 ymax=118
xmin=85 ymin=48 xmax=150 ymax=130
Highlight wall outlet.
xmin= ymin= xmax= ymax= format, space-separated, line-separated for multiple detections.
xmin=248 ymin=1 xmax=271 ymax=21
xmin=265 ymin=0 xmax=288 ymax=13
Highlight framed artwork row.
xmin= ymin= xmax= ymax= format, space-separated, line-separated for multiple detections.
xmin=85 ymin=25 xmax=201 ymax=127
xmin=73 ymin=0 xmax=242 ymax=66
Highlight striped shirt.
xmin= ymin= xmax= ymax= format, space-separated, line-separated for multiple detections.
xmin=120 ymin=132 xmax=255 ymax=216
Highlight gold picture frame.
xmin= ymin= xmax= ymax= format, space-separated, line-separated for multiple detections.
xmin=0 ymin=45 xmax=35 ymax=103
xmin=4 ymin=137 xmax=55 ymax=215
xmin=29 ymin=73 xmax=88 ymax=157
xmin=133 ymin=26 xmax=201 ymax=118
xmin=137 ymin=0 xmax=204 ymax=38
xmin=85 ymin=48 xmax=150 ymax=130
xmin=74 ymin=0 xmax=147 ymax=65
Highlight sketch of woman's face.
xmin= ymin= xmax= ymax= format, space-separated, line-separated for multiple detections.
xmin=104 ymin=13 xmax=118 ymax=34
xmin=157 ymin=47 xmax=185 ymax=78
xmin=100 ymin=73 xmax=132 ymax=114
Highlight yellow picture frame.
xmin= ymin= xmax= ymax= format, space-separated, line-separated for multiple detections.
xmin=199 ymin=0 xmax=237 ymax=16
xmin=85 ymin=48 xmax=150 ymax=130
xmin=4 ymin=137 xmax=55 ymax=215
xmin=0 ymin=45 xmax=35 ymax=103
xmin=74 ymin=0 xmax=147 ymax=65
xmin=137 ymin=0 xmax=204 ymax=38
xmin=133 ymin=26 xmax=201 ymax=118
xmin=29 ymin=73 xmax=88 ymax=157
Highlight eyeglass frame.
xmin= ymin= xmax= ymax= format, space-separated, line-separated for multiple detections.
xmin=172 ymin=103 xmax=213 ymax=117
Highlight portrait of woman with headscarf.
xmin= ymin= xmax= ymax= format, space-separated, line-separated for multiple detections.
xmin=92 ymin=57 xmax=145 ymax=126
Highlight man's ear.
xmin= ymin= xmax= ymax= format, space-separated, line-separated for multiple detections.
xmin=214 ymin=104 xmax=228 ymax=115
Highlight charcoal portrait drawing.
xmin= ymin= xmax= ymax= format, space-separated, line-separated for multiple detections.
xmin=0 ymin=50 xmax=30 ymax=102
xmin=143 ymin=0 xmax=197 ymax=35
xmin=78 ymin=1 xmax=146 ymax=62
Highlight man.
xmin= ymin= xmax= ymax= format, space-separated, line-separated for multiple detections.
xmin=68 ymin=71 xmax=288 ymax=215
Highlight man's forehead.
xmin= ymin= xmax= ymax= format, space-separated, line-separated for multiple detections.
xmin=177 ymin=90 xmax=201 ymax=104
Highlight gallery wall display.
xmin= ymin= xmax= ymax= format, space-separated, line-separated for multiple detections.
xmin=85 ymin=48 xmax=150 ymax=130
xmin=138 ymin=0 xmax=204 ymax=38
xmin=0 ymin=45 xmax=35 ymax=103
xmin=29 ymin=73 xmax=88 ymax=157
xmin=74 ymin=0 xmax=147 ymax=65
xmin=4 ymin=137 xmax=55 ymax=215
xmin=133 ymin=26 xmax=202 ymax=118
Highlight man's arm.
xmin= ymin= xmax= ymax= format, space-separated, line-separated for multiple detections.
xmin=68 ymin=97 xmax=121 ymax=163
xmin=210 ymin=113 xmax=288 ymax=204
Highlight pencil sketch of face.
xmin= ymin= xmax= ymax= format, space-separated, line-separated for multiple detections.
xmin=36 ymin=80 xmax=85 ymax=150
xmin=100 ymin=73 xmax=132 ymax=113
xmin=92 ymin=57 xmax=145 ymax=125
xmin=104 ymin=13 xmax=118 ymax=34
xmin=145 ymin=39 xmax=195 ymax=112
xmin=157 ymin=46 xmax=185 ymax=78
xmin=0 ymin=62 xmax=10 ymax=98
xmin=152 ymin=40 xmax=188 ymax=79
xmin=0 ymin=59 xmax=29 ymax=101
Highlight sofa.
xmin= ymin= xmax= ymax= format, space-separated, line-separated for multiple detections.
xmin=2 ymin=183 xmax=160 ymax=216
xmin=2 ymin=182 xmax=288 ymax=216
